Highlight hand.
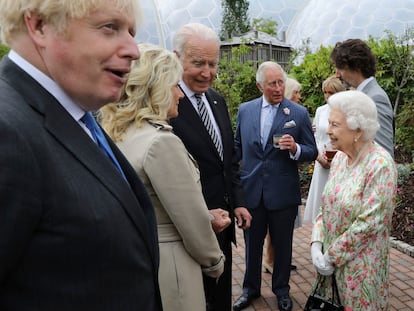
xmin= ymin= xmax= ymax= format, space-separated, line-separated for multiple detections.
xmin=209 ymin=208 xmax=231 ymax=233
xmin=317 ymin=154 xmax=331 ymax=169
xmin=311 ymin=242 xmax=334 ymax=276
xmin=234 ymin=207 xmax=252 ymax=230
xmin=279 ymin=134 xmax=297 ymax=153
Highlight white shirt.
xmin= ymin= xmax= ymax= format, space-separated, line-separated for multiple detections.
xmin=179 ymin=81 xmax=223 ymax=146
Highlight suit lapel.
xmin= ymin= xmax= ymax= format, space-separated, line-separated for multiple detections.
xmin=4 ymin=58 xmax=153 ymax=254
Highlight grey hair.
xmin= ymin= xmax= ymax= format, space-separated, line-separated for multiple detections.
xmin=328 ymin=90 xmax=380 ymax=141
xmin=256 ymin=61 xmax=287 ymax=86
xmin=284 ymin=77 xmax=301 ymax=100
xmin=173 ymin=23 xmax=219 ymax=58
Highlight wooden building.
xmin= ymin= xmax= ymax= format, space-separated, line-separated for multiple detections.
xmin=220 ymin=30 xmax=292 ymax=69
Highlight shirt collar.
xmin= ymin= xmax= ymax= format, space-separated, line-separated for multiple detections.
xmin=357 ymin=76 xmax=374 ymax=91
xmin=8 ymin=50 xmax=85 ymax=122
xmin=261 ymin=95 xmax=280 ymax=109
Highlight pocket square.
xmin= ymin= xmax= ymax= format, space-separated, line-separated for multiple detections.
xmin=283 ymin=120 xmax=296 ymax=128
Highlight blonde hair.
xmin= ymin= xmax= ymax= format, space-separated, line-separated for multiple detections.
xmin=99 ymin=43 xmax=183 ymax=142
xmin=284 ymin=77 xmax=301 ymax=101
xmin=322 ymin=75 xmax=345 ymax=93
xmin=0 ymin=0 xmax=142 ymax=44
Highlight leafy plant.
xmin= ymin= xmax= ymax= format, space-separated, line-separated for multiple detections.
xmin=0 ymin=43 xmax=10 ymax=59
xmin=213 ymin=44 xmax=259 ymax=125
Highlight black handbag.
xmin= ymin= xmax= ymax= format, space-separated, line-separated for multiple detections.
xmin=304 ymin=274 xmax=344 ymax=311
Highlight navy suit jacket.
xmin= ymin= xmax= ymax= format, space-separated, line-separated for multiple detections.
xmin=235 ymin=97 xmax=317 ymax=210
xmin=170 ymin=88 xmax=245 ymax=244
xmin=0 ymin=56 xmax=162 ymax=310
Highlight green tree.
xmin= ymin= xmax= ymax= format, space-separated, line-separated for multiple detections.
xmin=288 ymin=45 xmax=335 ymax=115
xmin=251 ymin=18 xmax=278 ymax=36
xmin=220 ymin=0 xmax=250 ymax=40
xmin=213 ymin=44 xmax=259 ymax=125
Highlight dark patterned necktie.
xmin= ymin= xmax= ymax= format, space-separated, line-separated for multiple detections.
xmin=81 ymin=112 xmax=127 ymax=180
xmin=195 ymin=94 xmax=223 ymax=160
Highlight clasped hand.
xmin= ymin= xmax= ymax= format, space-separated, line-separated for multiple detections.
xmin=311 ymin=242 xmax=334 ymax=276
xmin=209 ymin=208 xmax=231 ymax=233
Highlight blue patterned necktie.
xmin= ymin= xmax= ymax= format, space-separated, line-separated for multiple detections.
xmin=81 ymin=112 xmax=127 ymax=180
xmin=195 ymin=94 xmax=223 ymax=160
xmin=261 ymin=105 xmax=277 ymax=149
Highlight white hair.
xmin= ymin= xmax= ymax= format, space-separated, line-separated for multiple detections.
xmin=173 ymin=23 xmax=219 ymax=57
xmin=256 ymin=61 xmax=287 ymax=86
xmin=328 ymin=90 xmax=380 ymax=141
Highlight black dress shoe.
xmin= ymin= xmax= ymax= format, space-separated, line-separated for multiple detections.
xmin=233 ymin=293 xmax=260 ymax=311
xmin=290 ymin=264 xmax=297 ymax=270
xmin=277 ymin=294 xmax=293 ymax=311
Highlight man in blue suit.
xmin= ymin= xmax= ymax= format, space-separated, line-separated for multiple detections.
xmin=233 ymin=62 xmax=317 ymax=311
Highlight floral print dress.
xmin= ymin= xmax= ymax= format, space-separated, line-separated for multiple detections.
xmin=311 ymin=142 xmax=397 ymax=310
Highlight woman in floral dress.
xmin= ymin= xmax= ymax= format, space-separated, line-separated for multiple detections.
xmin=310 ymin=90 xmax=397 ymax=310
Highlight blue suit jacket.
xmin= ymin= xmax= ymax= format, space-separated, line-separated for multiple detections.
xmin=235 ymin=97 xmax=317 ymax=210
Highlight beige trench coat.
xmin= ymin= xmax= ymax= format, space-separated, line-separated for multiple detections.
xmin=117 ymin=121 xmax=224 ymax=311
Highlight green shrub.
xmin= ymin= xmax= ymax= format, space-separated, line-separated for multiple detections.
xmin=0 ymin=43 xmax=10 ymax=59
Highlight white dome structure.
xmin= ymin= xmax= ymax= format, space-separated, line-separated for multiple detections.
xmin=137 ymin=0 xmax=307 ymax=49
xmin=286 ymin=0 xmax=414 ymax=51
xmin=137 ymin=0 xmax=414 ymax=51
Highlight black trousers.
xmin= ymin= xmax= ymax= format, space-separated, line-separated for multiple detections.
xmin=204 ymin=227 xmax=232 ymax=311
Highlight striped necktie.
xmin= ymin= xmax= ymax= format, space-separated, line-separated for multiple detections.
xmin=81 ymin=112 xmax=127 ymax=180
xmin=195 ymin=94 xmax=223 ymax=160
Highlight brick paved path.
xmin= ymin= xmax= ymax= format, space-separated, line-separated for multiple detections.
xmin=231 ymin=207 xmax=414 ymax=311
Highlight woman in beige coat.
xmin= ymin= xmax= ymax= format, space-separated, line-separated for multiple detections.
xmin=99 ymin=43 xmax=225 ymax=311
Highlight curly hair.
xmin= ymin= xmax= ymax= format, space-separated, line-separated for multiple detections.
xmin=330 ymin=39 xmax=376 ymax=78
xmin=328 ymin=90 xmax=379 ymax=141
xmin=99 ymin=43 xmax=183 ymax=142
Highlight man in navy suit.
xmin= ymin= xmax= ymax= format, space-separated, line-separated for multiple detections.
xmin=330 ymin=38 xmax=394 ymax=157
xmin=233 ymin=62 xmax=317 ymax=311
xmin=0 ymin=1 xmax=162 ymax=310
xmin=170 ymin=23 xmax=252 ymax=311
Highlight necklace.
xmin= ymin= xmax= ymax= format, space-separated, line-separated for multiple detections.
xmin=346 ymin=142 xmax=372 ymax=169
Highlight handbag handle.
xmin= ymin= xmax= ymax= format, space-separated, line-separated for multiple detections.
xmin=313 ymin=274 xmax=342 ymax=305
xmin=331 ymin=274 xmax=341 ymax=305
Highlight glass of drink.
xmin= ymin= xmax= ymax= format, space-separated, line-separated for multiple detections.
xmin=324 ymin=144 xmax=337 ymax=162
xmin=273 ymin=134 xmax=283 ymax=149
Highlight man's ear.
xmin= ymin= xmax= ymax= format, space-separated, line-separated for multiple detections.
xmin=256 ymin=82 xmax=263 ymax=93
xmin=24 ymin=11 xmax=48 ymax=46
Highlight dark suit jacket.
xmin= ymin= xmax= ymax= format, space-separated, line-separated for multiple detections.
xmin=361 ymin=78 xmax=394 ymax=157
xmin=235 ymin=97 xmax=317 ymax=210
xmin=0 ymin=56 xmax=162 ymax=311
xmin=170 ymin=88 xmax=245 ymax=243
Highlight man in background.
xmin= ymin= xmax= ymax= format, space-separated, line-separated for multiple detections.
xmin=233 ymin=61 xmax=317 ymax=311
xmin=170 ymin=23 xmax=252 ymax=311
xmin=330 ymin=38 xmax=394 ymax=157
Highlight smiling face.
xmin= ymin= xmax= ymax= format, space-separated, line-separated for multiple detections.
xmin=37 ymin=3 xmax=139 ymax=110
xmin=180 ymin=37 xmax=219 ymax=94
xmin=327 ymin=108 xmax=359 ymax=153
